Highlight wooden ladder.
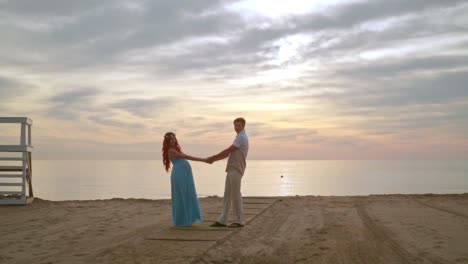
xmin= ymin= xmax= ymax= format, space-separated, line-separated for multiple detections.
xmin=0 ymin=117 xmax=34 ymax=205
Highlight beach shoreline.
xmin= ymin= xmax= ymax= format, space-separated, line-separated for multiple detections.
xmin=1 ymin=194 xmax=467 ymax=263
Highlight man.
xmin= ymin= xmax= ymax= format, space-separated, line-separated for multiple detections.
xmin=208 ymin=117 xmax=249 ymax=228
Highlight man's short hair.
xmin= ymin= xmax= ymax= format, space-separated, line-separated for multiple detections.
xmin=233 ymin=117 xmax=246 ymax=127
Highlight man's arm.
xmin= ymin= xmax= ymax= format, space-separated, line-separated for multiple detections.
xmin=208 ymin=145 xmax=238 ymax=163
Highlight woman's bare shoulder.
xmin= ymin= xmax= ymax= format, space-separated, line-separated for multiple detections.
xmin=168 ymin=148 xmax=182 ymax=158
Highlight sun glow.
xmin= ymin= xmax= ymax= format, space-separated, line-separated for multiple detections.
xmin=223 ymin=102 xmax=306 ymax=112
xmin=227 ymin=0 xmax=366 ymax=18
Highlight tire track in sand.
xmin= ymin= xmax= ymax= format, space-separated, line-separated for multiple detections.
xmin=191 ymin=199 xmax=280 ymax=264
xmin=412 ymin=198 xmax=468 ymax=220
xmin=356 ymin=202 xmax=447 ymax=264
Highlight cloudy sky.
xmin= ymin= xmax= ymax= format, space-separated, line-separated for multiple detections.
xmin=1 ymin=0 xmax=467 ymax=160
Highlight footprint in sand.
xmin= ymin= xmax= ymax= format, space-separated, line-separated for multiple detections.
xmin=318 ymin=229 xmax=328 ymax=235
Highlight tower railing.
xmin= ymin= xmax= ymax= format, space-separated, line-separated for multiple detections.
xmin=0 ymin=117 xmax=34 ymax=205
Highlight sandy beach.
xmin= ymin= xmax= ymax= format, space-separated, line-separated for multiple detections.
xmin=1 ymin=194 xmax=468 ymax=264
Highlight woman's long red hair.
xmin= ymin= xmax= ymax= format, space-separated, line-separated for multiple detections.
xmin=162 ymin=132 xmax=181 ymax=172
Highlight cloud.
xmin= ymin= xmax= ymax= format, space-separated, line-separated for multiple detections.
xmin=1 ymin=0 xmax=468 ymax=159
xmin=46 ymin=87 xmax=100 ymax=120
xmin=261 ymin=128 xmax=317 ymax=141
xmin=87 ymin=115 xmax=145 ymax=129
xmin=0 ymin=0 xmax=239 ymax=72
xmin=316 ymin=70 xmax=468 ymax=108
xmin=0 ymin=75 xmax=27 ymax=99
xmin=110 ymin=97 xmax=175 ymax=118
xmin=0 ymin=75 xmax=38 ymax=114
xmin=339 ymin=53 xmax=468 ymax=78
xmin=294 ymin=0 xmax=467 ymax=32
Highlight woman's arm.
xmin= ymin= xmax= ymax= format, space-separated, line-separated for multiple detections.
xmin=168 ymin=148 xmax=207 ymax=162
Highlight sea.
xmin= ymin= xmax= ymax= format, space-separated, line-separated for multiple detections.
xmin=17 ymin=160 xmax=467 ymax=201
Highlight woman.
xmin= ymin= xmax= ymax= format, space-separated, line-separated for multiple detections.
xmin=162 ymin=132 xmax=206 ymax=226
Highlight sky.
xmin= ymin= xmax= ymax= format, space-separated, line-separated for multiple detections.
xmin=1 ymin=0 xmax=467 ymax=160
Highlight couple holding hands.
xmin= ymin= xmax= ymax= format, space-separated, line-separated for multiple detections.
xmin=162 ymin=118 xmax=249 ymax=228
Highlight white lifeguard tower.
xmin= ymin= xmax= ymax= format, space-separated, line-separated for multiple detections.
xmin=0 ymin=117 xmax=34 ymax=205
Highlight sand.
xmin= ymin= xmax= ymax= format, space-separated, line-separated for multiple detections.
xmin=1 ymin=194 xmax=468 ymax=264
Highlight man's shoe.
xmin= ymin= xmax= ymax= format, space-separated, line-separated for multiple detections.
xmin=210 ymin=221 xmax=227 ymax=227
xmin=228 ymin=223 xmax=244 ymax=228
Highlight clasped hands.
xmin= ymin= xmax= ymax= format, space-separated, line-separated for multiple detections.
xmin=204 ymin=156 xmax=217 ymax=164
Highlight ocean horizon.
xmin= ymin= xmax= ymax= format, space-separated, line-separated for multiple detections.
xmin=6 ymin=159 xmax=463 ymax=201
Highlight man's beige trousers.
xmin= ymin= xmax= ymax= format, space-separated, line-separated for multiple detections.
xmin=217 ymin=170 xmax=244 ymax=225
